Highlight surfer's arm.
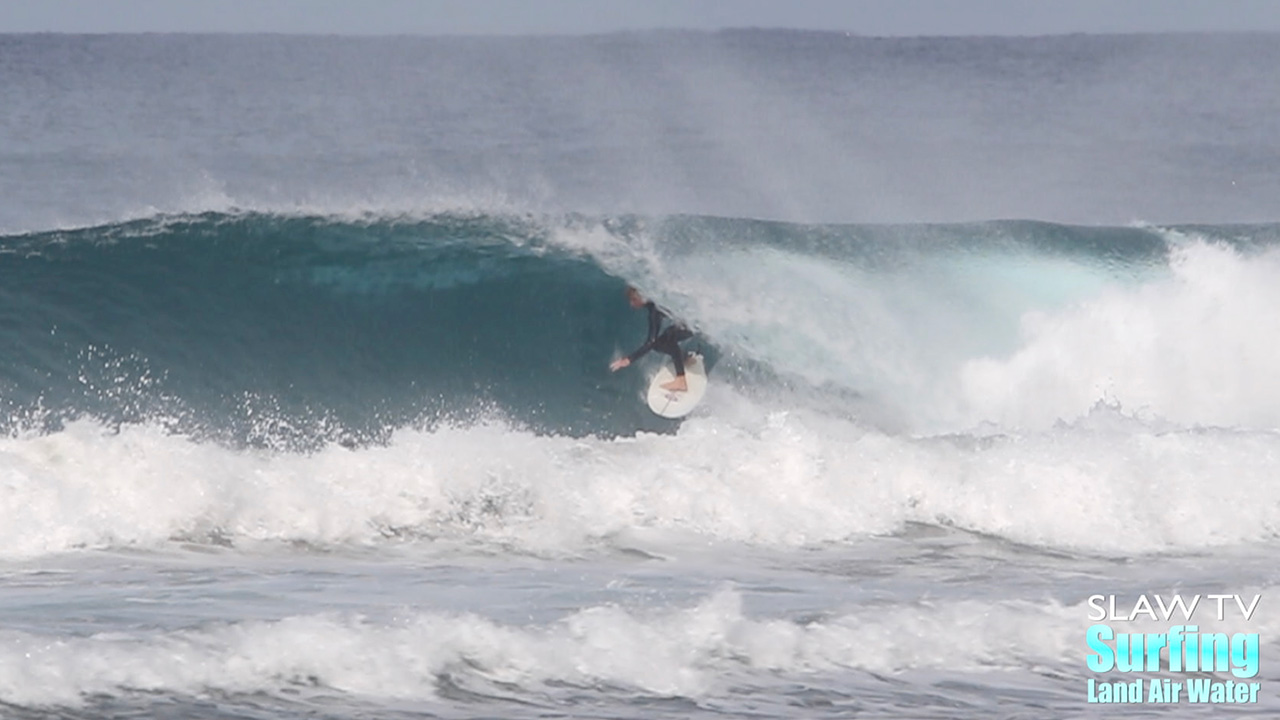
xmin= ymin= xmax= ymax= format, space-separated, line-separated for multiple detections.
xmin=624 ymin=303 xmax=664 ymax=363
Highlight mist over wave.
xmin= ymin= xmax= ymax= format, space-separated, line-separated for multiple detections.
xmin=6 ymin=32 xmax=1280 ymax=230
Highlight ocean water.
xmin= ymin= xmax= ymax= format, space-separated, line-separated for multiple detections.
xmin=2 ymin=30 xmax=1280 ymax=719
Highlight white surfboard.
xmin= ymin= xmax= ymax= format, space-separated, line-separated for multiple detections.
xmin=646 ymin=354 xmax=707 ymax=418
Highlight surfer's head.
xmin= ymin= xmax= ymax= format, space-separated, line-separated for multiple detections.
xmin=625 ymin=286 xmax=645 ymax=308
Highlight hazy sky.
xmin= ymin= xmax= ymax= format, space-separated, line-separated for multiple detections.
xmin=4 ymin=0 xmax=1280 ymax=36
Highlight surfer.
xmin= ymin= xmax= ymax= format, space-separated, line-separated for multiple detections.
xmin=609 ymin=286 xmax=695 ymax=391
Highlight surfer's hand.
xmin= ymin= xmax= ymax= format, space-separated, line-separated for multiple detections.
xmin=610 ymin=357 xmax=630 ymax=371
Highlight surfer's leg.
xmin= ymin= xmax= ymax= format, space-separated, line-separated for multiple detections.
xmin=652 ymin=331 xmax=686 ymax=373
xmin=654 ymin=330 xmax=690 ymax=391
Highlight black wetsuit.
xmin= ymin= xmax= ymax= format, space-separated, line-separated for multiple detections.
xmin=626 ymin=301 xmax=694 ymax=375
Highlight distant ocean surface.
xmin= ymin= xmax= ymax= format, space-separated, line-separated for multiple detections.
xmin=2 ymin=31 xmax=1279 ymax=719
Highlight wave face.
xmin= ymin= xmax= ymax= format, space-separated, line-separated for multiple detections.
xmin=0 ymin=212 xmax=673 ymax=443
xmin=4 ymin=211 xmax=1280 ymax=556
xmin=5 ymin=212 xmax=1280 ymax=440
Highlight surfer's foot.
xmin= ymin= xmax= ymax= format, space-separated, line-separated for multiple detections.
xmin=685 ymin=353 xmax=698 ymax=366
xmin=661 ymin=375 xmax=688 ymax=392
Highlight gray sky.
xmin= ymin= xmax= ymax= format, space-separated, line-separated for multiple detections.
xmin=4 ymin=0 xmax=1280 ymax=36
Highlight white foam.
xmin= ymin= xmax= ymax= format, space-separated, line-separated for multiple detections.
xmin=0 ymin=589 xmax=1090 ymax=706
xmin=960 ymin=239 xmax=1280 ymax=430
xmin=3 ymin=395 xmax=1280 ymax=560
xmin=555 ymin=220 xmax=1280 ymax=436
xmin=549 ymin=224 xmax=956 ymax=429
xmin=0 ymin=413 xmax=887 ymax=558
xmin=551 ymin=221 xmax=1117 ymax=434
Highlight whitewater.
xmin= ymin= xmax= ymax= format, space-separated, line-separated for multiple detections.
xmin=2 ymin=31 xmax=1279 ymax=719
